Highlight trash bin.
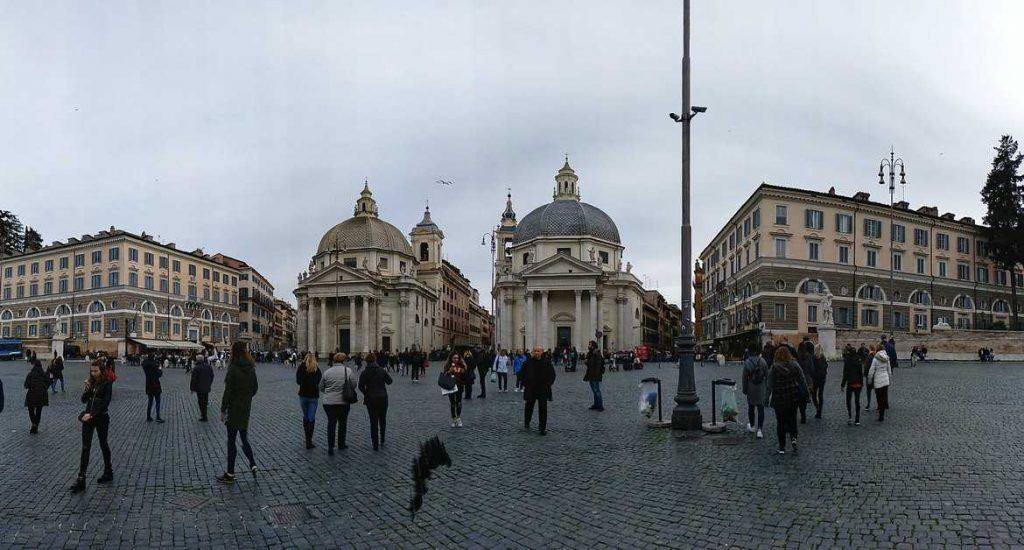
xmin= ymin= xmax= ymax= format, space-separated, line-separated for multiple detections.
xmin=638 ymin=379 xmax=658 ymax=419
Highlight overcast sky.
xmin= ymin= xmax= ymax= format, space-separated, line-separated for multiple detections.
xmin=3 ymin=1 xmax=1023 ymax=309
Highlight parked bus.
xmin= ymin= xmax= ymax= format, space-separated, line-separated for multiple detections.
xmin=0 ymin=338 xmax=23 ymax=361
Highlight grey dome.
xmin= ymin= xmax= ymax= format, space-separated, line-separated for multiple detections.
xmin=514 ymin=200 xmax=621 ymax=244
xmin=317 ymin=216 xmax=414 ymax=256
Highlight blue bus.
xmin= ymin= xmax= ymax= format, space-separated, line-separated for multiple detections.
xmin=0 ymin=338 xmax=23 ymax=360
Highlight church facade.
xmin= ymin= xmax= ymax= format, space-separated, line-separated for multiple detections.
xmin=491 ymin=161 xmax=645 ymax=353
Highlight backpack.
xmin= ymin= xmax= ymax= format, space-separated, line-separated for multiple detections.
xmin=750 ymin=358 xmax=766 ymax=385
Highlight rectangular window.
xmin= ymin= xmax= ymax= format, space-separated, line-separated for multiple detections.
xmin=892 ymin=252 xmax=902 ymax=272
xmin=74 ymin=254 xmax=85 ymax=267
xmin=957 ymin=263 xmax=970 ymax=280
xmin=144 ymin=275 xmax=154 ymax=289
xmin=804 ymin=209 xmax=824 ymax=230
xmin=743 ymin=218 xmax=751 ymax=235
xmin=90 ymin=274 xmax=101 ymax=288
xmin=892 ymin=224 xmax=905 ymax=243
xmin=91 ymin=250 xmax=102 ymax=264
xmin=29 ymin=283 xmax=38 ymax=296
xmin=59 ymin=279 xmax=68 ymax=293
xmin=837 ymin=307 xmax=852 ymax=325
xmin=45 ymin=260 xmax=55 ymax=272
xmin=996 ymin=270 xmax=1007 ymax=286
xmin=938 ymin=261 xmax=947 ymax=278
xmin=90 ymin=320 xmax=101 ymax=334
xmin=188 ymin=264 xmax=197 ymax=276
xmin=808 ymin=242 xmax=819 ymax=261
xmin=916 ymin=257 xmax=925 ymax=274
xmin=59 ymin=257 xmax=69 ymax=269
xmin=977 ymin=266 xmax=989 ymax=283
xmin=129 ymin=248 xmax=139 ymax=262
xmin=15 ymin=285 xmax=24 ymax=298
xmin=173 ymin=281 xmax=181 ymax=295
xmin=835 ymin=213 xmax=853 ymax=234
xmin=774 ymin=303 xmax=786 ymax=320
xmin=866 ymin=249 xmax=877 ymax=267
xmin=109 ymin=271 xmax=119 ymax=286
xmin=16 ymin=265 xmax=25 ymax=276
xmin=202 ymin=268 xmax=210 ymax=280
xmin=936 ymin=233 xmax=949 ymax=250
xmin=861 ymin=309 xmax=879 ymax=326
xmin=957 ymin=237 xmax=970 ymax=254
xmin=775 ymin=205 xmax=788 ymax=225
xmin=863 ymin=219 xmax=882 ymax=239
xmin=203 ymin=288 xmax=211 ymax=300
xmin=3 ymin=266 xmax=10 ymax=278
xmin=599 ymin=251 xmax=609 ymax=264
xmin=160 ymin=278 xmax=168 ymax=292
xmin=30 ymin=262 xmax=39 ymax=274
xmin=807 ymin=305 xmax=818 ymax=324
xmin=893 ymin=311 xmax=907 ymax=329
xmin=159 ymin=256 xmax=169 ymax=269
xmin=144 ymin=320 xmax=153 ymax=333
xmin=752 ymin=209 xmax=761 ymax=228
xmin=74 ymin=276 xmax=84 ymax=291
xmin=144 ymin=252 xmax=154 ymax=266
xmin=914 ymin=313 xmax=927 ymax=329
xmin=188 ymin=285 xmax=197 ymax=299
xmin=172 ymin=260 xmax=181 ymax=272
xmin=129 ymin=272 xmax=138 ymax=287
xmin=109 ymin=247 xmax=120 ymax=261
xmin=838 ymin=245 xmax=850 ymax=264
xmin=43 ymin=281 xmax=52 ymax=295
xmin=771 ymin=238 xmax=785 ymax=259
xmin=108 ymin=319 xmax=119 ymax=333
xmin=913 ymin=228 xmax=928 ymax=247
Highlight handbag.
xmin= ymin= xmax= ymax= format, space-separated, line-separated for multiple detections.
xmin=437 ymin=371 xmax=456 ymax=391
xmin=342 ymin=369 xmax=358 ymax=404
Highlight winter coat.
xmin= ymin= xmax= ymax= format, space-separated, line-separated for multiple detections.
xmin=0 ymin=379 xmax=4 ymax=413
xmin=583 ymin=351 xmax=604 ymax=382
xmin=221 ymin=359 xmax=258 ymax=430
xmin=493 ymin=355 xmax=510 ymax=374
xmin=867 ymin=350 xmax=892 ymax=389
xmin=445 ymin=362 xmax=470 ymax=386
xmin=513 ymin=355 xmax=526 ymax=375
xmin=521 ymin=356 xmax=556 ymax=402
xmin=296 ymin=366 xmax=322 ymax=399
xmin=142 ymin=358 xmax=162 ymax=396
xmin=841 ymin=350 xmax=864 ymax=388
xmin=357 ymin=362 xmax=392 ymax=403
xmin=797 ymin=353 xmax=815 ymax=386
xmin=190 ymin=361 xmax=214 ymax=394
xmin=767 ymin=359 xmax=806 ymax=409
xmin=811 ymin=355 xmax=829 ymax=385
xmin=741 ymin=355 xmax=768 ymax=406
xmin=81 ymin=379 xmax=112 ymax=416
xmin=23 ymin=364 xmax=50 ymax=408
xmin=49 ymin=357 xmax=64 ymax=379
xmin=320 ymin=364 xmax=357 ymax=406
xmin=885 ymin=340 xmax=900 ymax=369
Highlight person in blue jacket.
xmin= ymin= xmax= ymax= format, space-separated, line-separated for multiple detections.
xmin=512 ymin=350 xmax=527 ymax=393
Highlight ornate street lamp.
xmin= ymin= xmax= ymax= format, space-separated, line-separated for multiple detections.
xmin=878 ymin=147 xmax=907 ymax=334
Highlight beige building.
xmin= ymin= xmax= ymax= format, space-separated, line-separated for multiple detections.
xmin=273 ymin=299 xmax=296 ymax=351
xmin=212 ymin=254 xmax=275 ymax=351
xmin=698 ymin=183 xmax=1023 ymax=355
xmin=0 ymin=227 xmax=240 ymax=357
xmin=492 ymin=161 xmax=645 ymax=353
xmin=293 ymin=183 xmax=486 ymax=356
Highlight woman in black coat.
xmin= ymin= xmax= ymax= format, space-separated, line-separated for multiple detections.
xmin=190 ymin=357 xmax=215 ymax=422
xmin=24 ymin=359 xmax=50 ymax=434
xmin=357 ymin=353 xmax=392 ymax=451
xmin=142 ymin=354 xmax=164 ymax=423
xmin=70 ymin=360 xmax=114 ymax=493
xmin=840 ymin=344 xmax=864 ymax=425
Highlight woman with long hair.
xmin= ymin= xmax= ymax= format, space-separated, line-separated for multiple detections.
xmin=867 ymin=347 xmax=892 ymax=422
xmin=295 ymin=352 xmax=322 ymax=450
xmin=357 ymin=353 xmax=392 ymax=450
xmin=24 ymin=358 xmax=49 ymax=434
xmin=840 ymin=344 xmax=863 ymax=425
xmin=766 ymin=346 xmax=807 ymax=455
xmin=217 ymin=342 xmax=258 ymax=484
xmin=319 ymin=353 xmax=357 ymax=454
xmin=70 ymin=360 xmax=113 ymax=493
xmin=444 ymin=353 xmax=469 ymax=427
xmin=811 ymin=344 xmax=829 ymax=419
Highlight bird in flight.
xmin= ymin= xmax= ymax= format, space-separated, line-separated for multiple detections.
xmin=435 ymin=179 xmax=454 ymax=186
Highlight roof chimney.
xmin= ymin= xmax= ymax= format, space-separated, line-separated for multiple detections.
xmin=853 ymin=191 xmax=871 ymax=201
xmin=917 ymin=206 xmax=938 ymax=217
xmin=894 ymin=201 xmax=909 ymax=210
xmin=940 ymin=212 xmax=956 ymax=220
xmin=959 ymin=216 xmax=975 ymax=225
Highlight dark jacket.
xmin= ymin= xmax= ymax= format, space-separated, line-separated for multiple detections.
xmin=811 ymin=354 xmax=829 ymax=384
xmin=583 ymin=350 xmax=604 ymax=382
xmin=358 ymin=362 xmax=393 ymax=402
xmin=797 ymin=352 xmax=814 ymax=385
xmin=142 ymin=357 xmax=162 ymax=396
xmin=190 ymin=361 xmax=214 ymax=394
xmin=885 ymin=340 xmax=899 ymax=369
xmin=81 ymin=379 xmax=112 ymax=416
xmin=841 ymin=349 xmax=864 ymax=387
xmin=221 ymin=359 xmax=258 ymax=430
xmin=522 ymin=356 xmax=556 ymax=402
xmin=0 ymin=379 xmax=4 ymax=413
xmin=767 ymin=359 xmax=806 ymax=408
xmin=48 ymin=357 xmax=64 ymax=379
xmin=24 ymin=364 xmax=50 ymax=408
xmin=296 ymin=367 xmax=322 ymax=398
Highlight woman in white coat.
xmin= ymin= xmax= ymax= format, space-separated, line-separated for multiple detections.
xmin=867 ymin=349 xmax=892 ymax=421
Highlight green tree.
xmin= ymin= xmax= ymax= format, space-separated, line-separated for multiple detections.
xmin=23 ymin=226 xmax=42 ymax=252
xmin=0 ymin=210 xmax=25 ymax=256
xmin=981 ymin=135 xmax=1024 ymax=330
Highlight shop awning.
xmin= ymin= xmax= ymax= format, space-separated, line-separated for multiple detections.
xmin=129 ymin=338 xmax=205 ymax=351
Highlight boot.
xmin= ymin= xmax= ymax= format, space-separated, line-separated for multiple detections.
xmin=308 ymin=420 xmax=316 ymax=449
xmin=97 ymin=471 xmax=113 ymax=484
xmin=69 ymin=477 xmax=86 ymax=493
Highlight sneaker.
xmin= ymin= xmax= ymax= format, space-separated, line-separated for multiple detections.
xmin=791 ymin=439 xmax=799 ymax=454
xmin=847 ymin=418 xmax=853 ymax=425
xmin=451 ymin=419 xmax=457 ymax=428
xmin=250 ymin=465 xmax=258 ymax=477
xmin=855 ymin=421 xmax=861 ymax=426
xmin=216 ymin=473 xmax=235 ymax=484
xmin=746 ymin=423 xmax=755 ymax=433
xmin=777 ymin=449 xmax=785 ymax=455
xmin=756 ymin=429 xmax=763 ymax=439
xmin=456 ymin=418 xmax=463 ymax=428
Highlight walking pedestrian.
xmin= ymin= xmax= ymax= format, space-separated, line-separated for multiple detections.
xmin=522 ymin=346 xmax=556 ymax=435
xmin=142 ymin=353 xmax=164 ymax=423
xmin=840 ymin=344 xmax=863 ymax=425
xmin=69 ymin=360 xmax=114 ymax=493
xmin=513 ymin=350 xmax=527 ymax=392
xmin=462 ymin=351 xmax=476 ymax=400
xmin=320 ymin=353 xmax=357 ymax=454
xmin=189 ymin=355 xmax=214 ymax=421
xmin=443 ymin=353 xmax=469 ymax=427
xmin=358 ymin=353 xmax=392 ymax=451
xmin=477 ymin=349 xmax=491 ymax=399
xmin=767 ymin=346 xmax=806 ymax=454
xmin=867 ymin=348 xmax=892 ymax=422
xmin=811 ymin=344 xmax=829 ymax=419
xmin=741 ymin=347 xmax=768 ymax=438
xmin=48 ymin=352 xmax=65 ymax=394
xmin=217 ymin=342 xmax=258 ymax=484
xmin=493 ymin=350 xmax=510 ymax=392
xmin=796 ymin=344 xmax=814 ymax=424
xmin=583 ymin=341 xmax=605 ymax=411
xmin=24 ymin=359 xmax=49 ymax=434
xmin=862 ymin=344 xmax=876 ymax=410
xmin=296 ymin=353 xmax=322 ymax=450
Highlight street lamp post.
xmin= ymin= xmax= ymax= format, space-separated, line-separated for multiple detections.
xmin=878 ymin=147 xmax=907 ymax=334
xmin=669 ymin=0 xmax=706 ymax=433
xmin=482 ymin=229 xmax=497 ymax=352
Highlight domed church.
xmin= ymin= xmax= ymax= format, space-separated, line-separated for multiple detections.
xmin=492 ymin=160 xmax=645 ymax=352
xmin=294 ymin=183 xmax=481 ymax=356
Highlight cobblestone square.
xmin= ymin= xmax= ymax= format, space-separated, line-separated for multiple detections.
xmin=0 ymin=358 xmax=1022 ymax=548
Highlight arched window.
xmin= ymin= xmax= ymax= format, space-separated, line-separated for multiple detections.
xmin=420 ymin=243 xmax=429 ymax=262
xmin=55 ymin=304 xmax=71 ymax=316
xmin=141 ymin=301 xmax=157 ymax=314
xmin=798 ymin=279 xmax=827 ymax=295
xmin=170 ymin=305 xmax=183 ymax=317
xmin=635 ymin=308 xmax=640 ymax=319
xmin=857 ymin=285 xmax=884 ymax=301
xmin=953 ymin=295 xmax=974 ymax=310
xmin=0 ymin=310 xmax=12 ymax=321
xmin=88 ymin=301 xmax=105 ymax=313
xmin=221 ymin=313 xmax=231 ymax=323
xmin=993 ymin=300 xmax=1010 ymax=313
xmin=908 ymin=290 xmax=931 ymax=306
xmin=201 ymin=309 xmax=213 ymax=321
xmin=27 ymin=307 xmax=40 ymax=318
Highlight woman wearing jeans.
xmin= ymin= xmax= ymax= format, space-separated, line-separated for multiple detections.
xmin=319 ymin=353 xmax=356 ymax=454
xmin=444 ymin=354 xmax=468 ymax=427
xmin=766 ymin=346 xmax=807 ymax=455
xmin=741 ymin=348 xmax=767 ymax=438
xmin=583 ymin=341 xmax=605 ymax=411
xmin=296 ymin=353 xmax=322 ymax=450
xmin=493 ymin=350 xmax=510 ymax=392
xmin=218 ymin=342 xmax=258 ymax=484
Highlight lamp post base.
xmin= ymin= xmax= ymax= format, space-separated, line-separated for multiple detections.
xmin=671 ymin=405 xmax=702 ymax=432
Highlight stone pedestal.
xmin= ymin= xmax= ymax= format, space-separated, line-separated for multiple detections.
xmin=817 ymin=324 xmax=839 ymax=360
xmin=51 ymin=334 xmax=66 ymax=360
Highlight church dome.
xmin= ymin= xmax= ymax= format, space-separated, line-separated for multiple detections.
xmin=316 ymin=181 xmax=414 ymax=256
xmin=514 ymin=200 xmax=621 ymax=244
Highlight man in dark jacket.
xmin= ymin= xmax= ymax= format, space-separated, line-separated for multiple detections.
xmin=884 ymin=336 xmax=899 ymax=369
xmin=190 ymin=357 xmax=215 ymax=421
xmin=583 ymin=341 xmax=605 ymax=411
xmin=522 ymin=346 xmax=556 ymax=435
xmin=477 ymin=348 xmax=494 ymax=399
xmin=142 ymin=354 xmax=164 ymax=423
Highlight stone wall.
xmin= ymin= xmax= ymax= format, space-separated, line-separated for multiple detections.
xmin=836 ymin=329 xmax=1024 ymax=361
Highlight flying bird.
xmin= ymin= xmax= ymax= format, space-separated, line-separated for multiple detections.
xmin=435 ymin=179 xmax=454 ymax=186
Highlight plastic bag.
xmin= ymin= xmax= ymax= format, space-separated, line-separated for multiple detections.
xmin=489 ymin=371 xmax=497 ymax=383
xmin=719 ymin=384 xmax=738 ymax=422
xmin=638 ymin=380 xmax=658 ymax=418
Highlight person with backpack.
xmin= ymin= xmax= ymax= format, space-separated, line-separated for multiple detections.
xmin=766 ymin=346 xmax=807 ymax=454
xmin=741 ymin=347 xmax=768 ymax=438
xmin=461 ymin=351 xmax=476 ymax=401
xmin=811 ymin=344 xmax=829 ymax=419
xmin=319 ymin=353 xmax=357 ymax=454
xmin=840 ymin=344 xmax=863 ymax=425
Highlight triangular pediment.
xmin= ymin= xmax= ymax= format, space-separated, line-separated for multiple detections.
xmin=302 ymin=263 xmax=375 ymax=286
xmin=521 ymin=254 xmax=603 ymax=277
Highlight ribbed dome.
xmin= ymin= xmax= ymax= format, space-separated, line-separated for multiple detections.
xmin=514 ymin=200 xmax=621 ymax=244
xmin=317 ymin=216 xmax=414 ymax=256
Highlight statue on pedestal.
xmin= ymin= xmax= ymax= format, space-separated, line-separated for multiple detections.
xmin=820 ymin=291 xmax=834 ymax=326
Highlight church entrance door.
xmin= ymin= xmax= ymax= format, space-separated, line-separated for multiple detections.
xmin=339 ymin=329 xmax=351 ymax=354
xmin=556 ymin=326 xmax=571 ymax=350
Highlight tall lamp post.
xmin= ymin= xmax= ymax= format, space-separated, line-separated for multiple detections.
xmin=878 ymin=147 xmax=907 ymax=334
xmin=482 ymin=229 xmax=497 ymax=352
xmin=669 ymin=0 xmax=707 ymax=432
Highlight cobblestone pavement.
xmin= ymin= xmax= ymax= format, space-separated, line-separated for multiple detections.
xmin=0 ymin=357 xmax=1022 ymax=548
